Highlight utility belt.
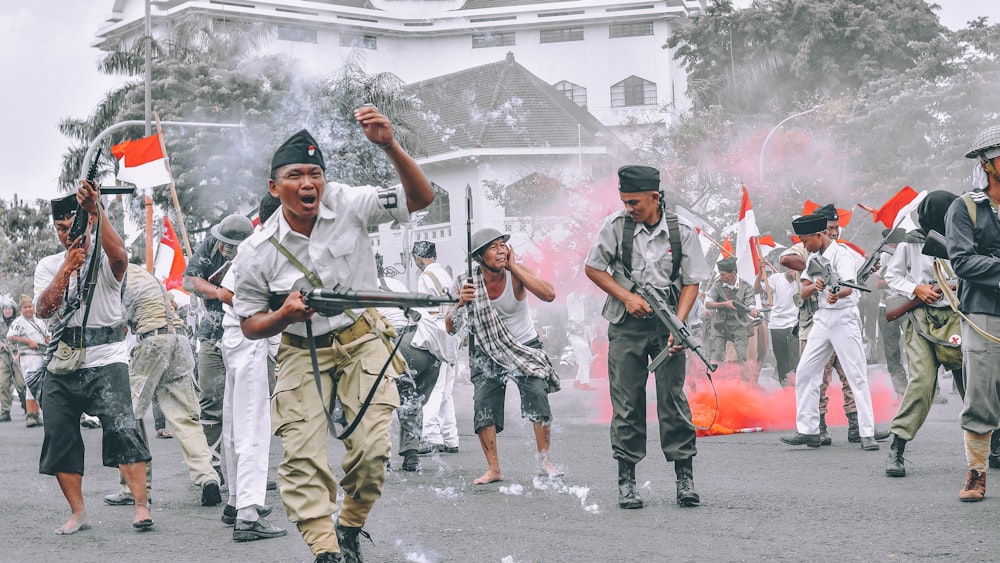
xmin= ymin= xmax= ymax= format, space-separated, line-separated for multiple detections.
xmin=60 ymin=323 xmax=127 ymax=348
xmin=136 ymin=326 xmax=174 ymax=342
xmin=281 ymin=309 xmax=376 ymax=350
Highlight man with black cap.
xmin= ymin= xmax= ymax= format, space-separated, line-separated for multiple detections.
xmin=183 ymin=213 xmax=254 ymax=492
xmin=35 ymin=182 xmax=151 ymax=533
xmin=780 ymin=214 xmax=879 ymax=450
xmin=411 ymin=241 xmax=461 ymax=455
xmin=446 ymin=227 xmax=560 ymax=484
xmin=585 ymin=164 xmax=711 ymax=509
xmin=231 ymin=106 xmax=434 ymax=562
xmin=882 ymin=191 xmax=963 ymax=478
xmin=944 ymin=125 xmax=1000 ymax=501
xmin=705 ymin=256 xmax=758 ymax=370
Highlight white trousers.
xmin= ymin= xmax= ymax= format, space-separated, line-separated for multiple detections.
xmin=221 ymin=326 xmax=272 ymax=510
xmin=18 ymin=354 xmax=41 ymax=400
xmin=795 ymin=306 xmax=875 ymax=437
xmin=421 ymin=361 xmax=459 ymax=448
xmin=568 ymin=332 xmax=592 ymax=385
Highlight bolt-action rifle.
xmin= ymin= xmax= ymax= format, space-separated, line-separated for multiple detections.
xmin=807 ymin=255 xmax=871 ymax=295
xmin=302 ymin=285 xmax=456 ymax=317
xmin=622 ymin=269 xmax=716 ymax=374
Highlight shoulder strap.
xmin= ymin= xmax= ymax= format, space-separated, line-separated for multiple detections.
xmin=963 ymin=193 xmax=978 ymax=229
xmin=425 ymin=270 xmax=446 ymax=295
xmin=267 ymin=236 xmax=324 ymax=288
xmin=664 ymin=211 xmax=682 ymax=282
xmin=621 ymin=215 xmax=636 ymax=274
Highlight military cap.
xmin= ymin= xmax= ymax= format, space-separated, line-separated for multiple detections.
xmin=792 ymin=214 xmax=827 ymax=236
xmin=51 ymin=193 xmax=78 ymax=221
xmin=617 ymin=165 xmax=660 ymax=192
xmin=271 ymin=129 xmax=325 ymax=172
xmin=412 ymin=240 xmax=437 ymax=259
xmin=717 ymin=256 xmax=738 ymax=273
xmin=966 ymin=125 xmax=1000 ymax=159
xmin=812 ymin=203 xmax=838 ymax=221
xmin=211 ymin=214 xmax=254 ymax=246
xmin=470 ymin=227 xmax=510 ymax=257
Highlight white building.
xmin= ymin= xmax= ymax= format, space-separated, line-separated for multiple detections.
xmin=95 ymin=0 xmax=705 ymax=284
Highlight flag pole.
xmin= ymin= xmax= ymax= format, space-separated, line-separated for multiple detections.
xmin=155 ymin=113 xmax=193 ymax=257
xmin=145 ymin=195 xmax=155 ymax=271
xmin=700 ymin=230 xmax=733 ymax=258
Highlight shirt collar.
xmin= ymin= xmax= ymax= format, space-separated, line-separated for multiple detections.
xmin=273 ymin=198 xmax=337 ymax=242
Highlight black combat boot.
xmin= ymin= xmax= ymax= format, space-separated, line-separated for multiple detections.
xmin=617 ymin=460 xmax=643 ymax=509
xmin=675 ymin=458 xmax=700 ymax=507
xmin=846 ymin=411 xmax=860 ymax=443
xmin=819 ymin=413 xmax=832 ymax=446
xmin=990 ymin=432 xmax=1000 ymax=469
xmin=886 ymin=434 xmax=907 ymax=477
xmin=335 ymin=521 xmax=372 ymax=563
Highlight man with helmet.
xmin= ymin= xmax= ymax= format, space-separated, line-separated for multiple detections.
xmin=446 ymin=227 xmax=560 ymax=485
xmin=945 ymin=125 xmax=1000 ymax=501
xmin=183 ymin=213 xmax=255 ymax=487
xmin=584 ymin=165 xmax=711 ymax=509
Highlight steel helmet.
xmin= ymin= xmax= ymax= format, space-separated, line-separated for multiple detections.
xmin=965 ymin=125 xmax=1000 ymax=159
xmin=470 ymin=227 xmax=510 ymax=257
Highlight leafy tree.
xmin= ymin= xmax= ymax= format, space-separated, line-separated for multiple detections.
xmin=0 ymin=196 xmax=62 ymax=298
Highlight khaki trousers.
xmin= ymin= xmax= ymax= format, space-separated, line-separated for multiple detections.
xmin=273 ymin=332 xmax=399 ymax=554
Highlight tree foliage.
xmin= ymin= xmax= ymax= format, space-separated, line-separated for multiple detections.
xmin=0 ymin=197 xmax=62 ymax=298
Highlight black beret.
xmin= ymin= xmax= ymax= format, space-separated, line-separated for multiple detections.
xmin=412 ymin=240 xmax=436 ymax=259
xmin=813 ymin=203 xmax=838 ymax=221
xmin=618 ymin=165 xmax=660 ymax=192
xmin=51 ymin=193 xmax=78 ymax=221
xmin=717 ymin=256 xmax=738 ymax=272
xmin=792 ymin=214 xmax=827 ymax=236
xmin=271 ymin=129 xmax=325 ymax=172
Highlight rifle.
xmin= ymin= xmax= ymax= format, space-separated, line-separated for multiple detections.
xmin=885 ymin=284 xmax=955 ymax=322
xmin=856 ymin=228 xmax=904 ymax=285
xmin=622 ymin=269 xmax=717 ymax=374
xmin=207 ymin=260 xmax=232 ymax=286
xmin=807 ymin=255 xmax=871 ymax=296
xmin=68 ymin=148 xmax=103 ymax=242
xmin=465 ymin=184 xmax=475 ymax=353
xmin=302 ymin=286 xmax=456 ymax=317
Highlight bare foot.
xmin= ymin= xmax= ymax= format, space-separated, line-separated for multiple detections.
xmin=132 ymin=502 xmax=154 ymax=530
xmin=540 ymin=460 xmax=564 ymax=478
xmin=473 ymin=469 xmax=503 ymax=485
xmin=55 ymin=512 xmax=90 ymax=535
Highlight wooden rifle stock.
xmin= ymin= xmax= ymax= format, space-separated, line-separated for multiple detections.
xmin=885 ymin=284 xmax=956 ymax=322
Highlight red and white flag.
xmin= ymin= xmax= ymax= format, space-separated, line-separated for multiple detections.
xmin=735 ymin=186 xmax=761 ymax=285
xmin=864 ymin=186 xmax=926 ymax=230
xmin=111 ymin=134 xmax=172 ymax=190
xmin=153 ymin=216 xmax=186 ymax=291
xmin=803 ymin=199 xmax=853 ymax=227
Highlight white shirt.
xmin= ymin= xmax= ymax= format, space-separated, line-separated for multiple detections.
xmin=767 ymin=272 xmax=799 ymax=329
xmin=7 ymin=315 xmax=48 ymax=355
xmin=34 ymin=251 xmax=128 ymax=366
xmin=882 ymin=240 xmax=951 ymax=308
xmin=801 ymin=242 xmax=861 ymax=310
xmin=232 ymin=181 xmax=411 ymax=337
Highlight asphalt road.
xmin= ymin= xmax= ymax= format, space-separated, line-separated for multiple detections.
xmin=2 ymin=367 xmax=998 ymax=563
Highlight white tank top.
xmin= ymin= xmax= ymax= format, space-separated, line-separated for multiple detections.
xmin=491 ymin=271 xmax=537 ymax=344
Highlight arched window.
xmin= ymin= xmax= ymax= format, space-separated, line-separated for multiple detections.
xmin=611 ymin=76 xmax=656 ymax=107
xmin=553 ymin=80 xmax=587 ymax=108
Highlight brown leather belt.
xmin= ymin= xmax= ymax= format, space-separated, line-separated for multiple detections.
xmin=281 ymin=314 xmax=373 ymax=349
xmin=137 ymin=327 xmax=173 ymax=341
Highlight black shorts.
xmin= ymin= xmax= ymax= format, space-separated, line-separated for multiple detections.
xmin=39 ymin=362 xmax=151 ymax=475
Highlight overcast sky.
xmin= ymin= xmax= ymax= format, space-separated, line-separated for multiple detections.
xmin=0 ymin=1 xmax=994 ymax=204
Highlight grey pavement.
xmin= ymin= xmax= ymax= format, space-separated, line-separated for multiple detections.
xmin=1 ymin=370 xmax=999 ymax=562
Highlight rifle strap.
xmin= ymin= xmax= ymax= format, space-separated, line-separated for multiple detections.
xmin=425 ymin=270 xmax=446 ymax=295
xmin=963 ymin=193 xmax=979 ymax=229
xmin=73 ymin=212 xmax=104 ymax=347
xmin=267 ymin=236 xmax=324 ymax=289
xmin=934 ymin=259 xmax=1000 ymax=345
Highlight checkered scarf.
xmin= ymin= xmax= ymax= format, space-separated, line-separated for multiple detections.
xmin=469 ymin=265 xmax=560 ymax=392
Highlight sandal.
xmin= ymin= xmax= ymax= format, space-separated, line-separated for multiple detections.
xmin=132 ymin=502 xmax=154 ymax=531
xmin=156 ymin=429 xmax=173 ymax=439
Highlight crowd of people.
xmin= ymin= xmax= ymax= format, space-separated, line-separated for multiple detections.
xmin=6 ymin=106 xmax=999 ymax=562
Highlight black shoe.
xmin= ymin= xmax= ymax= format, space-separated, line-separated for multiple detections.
xmin=846 ymin=412 xmax=860 ymax=443
xmin=874 ymin=429 xmax=891 ymax=441
xmin=675 ymin=459 xmax=700 ymax=507
xmin=443 ymin=446 xmax=459 ymax=454
xmin=335 ymin=521 xmax=372 ymax=563
xmin=222 ymin=504 xmax=273 ymax=526
xmin=315 ymin=553 xmax=345 ymax=563
xmin=617 ymin=460 xmax=643 ymax=509
xmin=819 ymin=413 xmax=832 ymax=446
xmin=886 ymin=434 xmax=907 ymax=477
xmin=0 ymin=412 xmax=10 ymax=422
xmin=104 ymin=491 xmax=153 ymax=506
xmin=401 ymin=450 xmax=421 ymax=472
xmin=780 ymin=432 xmax=821 ymax=447
xmin=990 ymin=456 xmax=1000 ymax=470
xmin=233 ymin=517 xmax=288 ymax=542
xmin=267 ymin=479 xmax=278 ymax=491
xmin=202 ymin=480 xmax=222 ymax=506
xmin=416 ymin=442 xmax=443 ymax=456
